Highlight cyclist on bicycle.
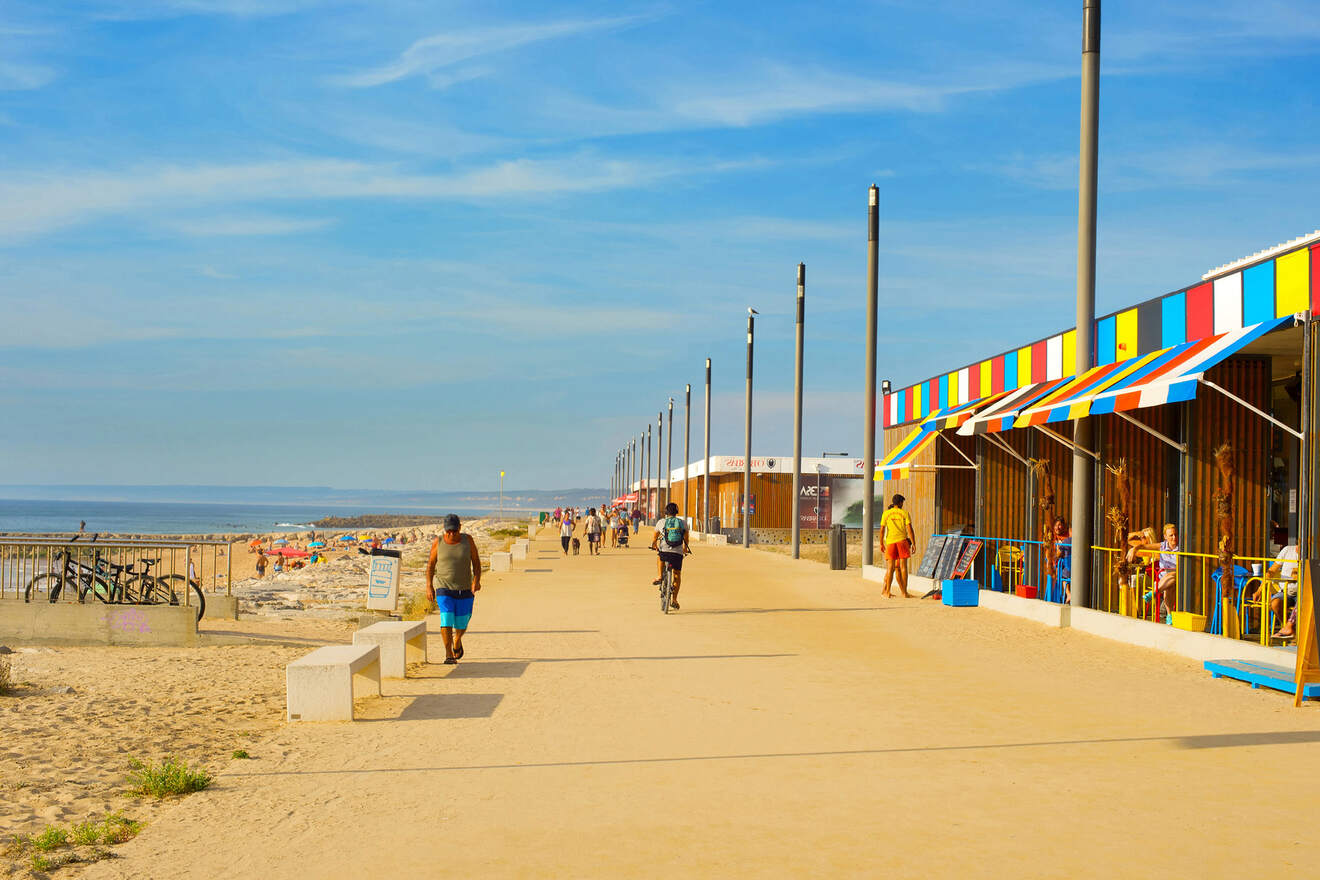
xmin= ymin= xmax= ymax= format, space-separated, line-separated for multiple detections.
xmin=649 ymin=502 xmax=691 ymax=609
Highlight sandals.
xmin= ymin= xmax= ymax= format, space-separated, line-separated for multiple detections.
xmin=454 ymin=643 xmax=465 ymax=660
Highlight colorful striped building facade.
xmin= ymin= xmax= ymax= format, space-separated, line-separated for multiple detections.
xmin=883 ymin=236 xmax=1320 ymax=429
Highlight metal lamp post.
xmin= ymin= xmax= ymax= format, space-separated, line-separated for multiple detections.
xmin=666 ymin=398 xmax=674 ymax=510
xmin=683 ymin=384 xmax=691 ymax=518
xmin=862 ymin=184 xmax=879 ymax=568
xmin=743 ymin=307 xmax=758 ymax=549
xmin=703 ymin=358 xmax=712 ymax=532
xmin=792 ymin=262 xmax=806 ymax=559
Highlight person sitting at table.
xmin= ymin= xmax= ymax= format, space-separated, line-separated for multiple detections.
xmin=1127 ymin=524 xmax=1179 ymax=622
xmin=1051 ymin=517 xmax=1072 ymax=601
xmin=1264 ymin=542 xmax=1300 ymax=639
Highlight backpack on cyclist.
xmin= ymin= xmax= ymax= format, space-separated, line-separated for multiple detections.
xmin=664 ymin=516 xmax=684 ymax=545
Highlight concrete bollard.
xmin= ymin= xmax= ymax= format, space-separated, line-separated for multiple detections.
xmin=511 ymin=542 xmax=527 ymax=560
xmin=490 ymin=552 xmax=512 ymax=572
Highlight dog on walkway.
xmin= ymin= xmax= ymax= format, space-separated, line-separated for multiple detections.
xmin=571 ymin=536 xmax=581 ymax=555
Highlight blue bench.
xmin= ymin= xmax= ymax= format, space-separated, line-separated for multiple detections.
xmin=1204 ymin=658 xmax=1320 ymax=700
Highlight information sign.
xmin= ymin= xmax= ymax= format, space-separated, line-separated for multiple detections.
xmin=950 ymin=539 xmax=984 ymax=579
xmin=914 ymin=535 xmax=949 ymax=580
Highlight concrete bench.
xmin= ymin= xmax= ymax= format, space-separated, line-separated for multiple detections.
xmin=353 ymin=620 xmax=428 ymax=679
xmin=286 ymin=643 xmax=380 ymax=722
xmin=511 ymin=541 xmax=528 ymax=560
xmin=490 ymin=551 xmax=512 ymax=571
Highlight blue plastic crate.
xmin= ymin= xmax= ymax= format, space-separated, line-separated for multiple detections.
xmin=941 ymin=579 xmax=979 ymax=607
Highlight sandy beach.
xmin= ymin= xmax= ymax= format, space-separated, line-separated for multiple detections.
xmin=1 ymin=523 xmax=1312 ymax=878
xmin=0 ymin=517 xmax=526 ymax=876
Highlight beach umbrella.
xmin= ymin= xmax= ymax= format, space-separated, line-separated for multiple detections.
xmin=273 ymin=538 xmax=288 ymax=545
xmin=269 ymin=547 xmax=310 ymax=557
xmin=308 ymin=540 xmax=326 ymax=547
xmin=338 ymin=534 xmax=355 ymax=541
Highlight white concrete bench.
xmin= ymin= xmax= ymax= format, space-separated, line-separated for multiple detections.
xmin=511 ymin=541 xmax=528 ymax=560
xmin=353 ymin=620 xmax=428 ymax=679
xmin=490 ymin=551 xmax=512 ymax=571
xmin=286 ymin=643 xmax=380 ymax=722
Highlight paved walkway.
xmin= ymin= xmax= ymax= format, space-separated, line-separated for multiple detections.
xmin=86 ymin=526 xmax=1320 ymax=878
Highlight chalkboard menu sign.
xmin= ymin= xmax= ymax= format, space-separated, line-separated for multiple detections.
xmin=933 ymin=536 xmax=968 ymax=581
xmin=950 ymin=539 xmax=984 ymax=579
xmin=914 ymin=535 xmax=949 ymax=580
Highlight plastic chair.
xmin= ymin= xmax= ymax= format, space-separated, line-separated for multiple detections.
xmin=995 ymin=545 xmax=1023 ymax=593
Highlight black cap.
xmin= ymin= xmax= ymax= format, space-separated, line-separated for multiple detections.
xmin=443 ymin=514 xmax=460 ymax=531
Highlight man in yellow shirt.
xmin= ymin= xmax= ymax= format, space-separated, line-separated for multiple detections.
xmin=879 ymin=494 xmax=916 ymax=598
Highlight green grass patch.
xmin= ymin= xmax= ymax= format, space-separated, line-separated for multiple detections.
xmin=397 ymin=591 xmax=434 ymax=621
xmin=126 ymin=757 xmax=212 ymax=798
xmin=70 ymin=820 xmax=101 ymax=847
xmin=490 ymin=526 xmax=527 ymax=538
xmin=4 ymin=833 xmax=32 ymax=856
xmin=231 ymin=749 xmax=251 ymax=760
xmin=31 ymin=827 xmax=68 ymax=852
xmin=97 ymin=813 xmax=142 ymax=844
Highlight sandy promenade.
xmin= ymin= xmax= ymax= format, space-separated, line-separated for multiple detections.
xmin=56 ymin=524 xmax=1320 ymax=878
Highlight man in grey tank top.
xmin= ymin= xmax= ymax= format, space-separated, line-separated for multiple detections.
xmin=425 ymin=514 xmax=482 ymax=664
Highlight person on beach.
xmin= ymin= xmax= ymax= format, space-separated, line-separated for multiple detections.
xmin=880 ymin=495 xmax=916 ymax=598
xmin=426 ymin=513 xmax=482 ymax=664
xmin=650 ymin=502 xmax=691 ymax=609
xmin=631 ymin=508 xmax=642 ymax=534
xmin=560 ymin=514 xmax=574 ymax=555
xmin=255 ymin=551 xmax=268 ymax=578
xmin=1052 ymin=517 xmax=1072 ymax=602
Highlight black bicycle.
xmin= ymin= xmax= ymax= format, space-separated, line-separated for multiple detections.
xmin=657 ymin=551 xmax=683 ymax=614
xmin=24 ymin=549 xmax=113 ymax=604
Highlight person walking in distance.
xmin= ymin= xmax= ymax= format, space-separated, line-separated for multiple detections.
xmin=584 ymin=507 xmax=602 ymax=555
xmin=560 ymin=513 xmax=574 ymax=556
xmin=425 ymin=513 xmax=482 ymax=664
xmin=880 ymin=494 xmax=916 ymax=598
xmin=649 ymin=502 xmax=692 ymax=609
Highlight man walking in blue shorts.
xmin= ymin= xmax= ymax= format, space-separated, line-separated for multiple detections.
xmin=425 ymin=513 xmax=482 ymax=664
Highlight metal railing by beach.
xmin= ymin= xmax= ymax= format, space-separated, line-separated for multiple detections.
xmin=929 ymin=532 xmax=1295 ymax=645
xmin=0 ymin=536 xmax=234 ymax=607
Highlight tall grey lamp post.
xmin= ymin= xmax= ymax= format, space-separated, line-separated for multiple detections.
xmin=743 ymin=307 xmax=758 ymax=549
xmin=666 ymin=398 xmax=674 ymax=510
xmin=657 ymin=410 xmax=664 ymax=514
xmin=683 ymin=384 xmax=691 ymax=518
xmin=703 ymin=358 xmax=712 ymax=532
xmin=791 ymin=262 xmax=806 ymax=559
xmin=1070 ymin=0 xmax=1100 ymax=609
xmin=862 ymin=184 xmax=879 ymax=568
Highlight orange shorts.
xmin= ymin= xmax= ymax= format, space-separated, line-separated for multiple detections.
xmin=884 ymin=540 xmax=910 ymax=561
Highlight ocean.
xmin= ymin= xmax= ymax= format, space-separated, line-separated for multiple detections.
xmin=0 ymin=498 xmax=503 ymax=536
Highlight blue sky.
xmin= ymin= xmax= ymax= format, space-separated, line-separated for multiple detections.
xmin=1 ymin=1 xmax=1318 ymax=492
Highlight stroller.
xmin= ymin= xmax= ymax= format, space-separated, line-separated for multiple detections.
xmin=616 ymin=522 xmax=629 ymax=548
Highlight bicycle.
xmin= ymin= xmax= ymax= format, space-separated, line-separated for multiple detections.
xmin=658 ymin=553 xmax=674 ymax=614
xmin=24 ymin=549 xmax=114 ymax=604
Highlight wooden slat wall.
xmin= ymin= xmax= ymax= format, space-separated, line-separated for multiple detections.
xmin=878 ymin=425 xmax=936 ymax=543
xmin=938 ymin=432 xmax=977 ymax=532
xmin=1184 ymin=356 xmax=1270 ymax=566
xmin=1096 ymin=406 xmax=1177 ymax=547
xmin=980 ymin=430 xmax=1033 ymax=541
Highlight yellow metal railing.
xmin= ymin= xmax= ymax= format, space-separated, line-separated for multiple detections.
xmin=1093 ymin=545 xmax=1290 ymax=642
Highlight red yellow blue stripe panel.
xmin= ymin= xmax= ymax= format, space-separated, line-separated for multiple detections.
xmin=875 ymin=426 xmax=938 ymax=481
xmin=1011 ymin=316 xmax=1292 ymax=426
xmin=884 ymin=239 xmax=1314 ymax=429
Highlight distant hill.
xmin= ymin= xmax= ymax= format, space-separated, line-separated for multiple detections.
xmin=0 ymin=484 xmax=608 ymax=510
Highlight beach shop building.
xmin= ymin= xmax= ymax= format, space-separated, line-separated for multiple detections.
xmin=661 ymin=456 xmax=868 ymax=540
xmin=876 ymin=231 xmax=1320 ymax=637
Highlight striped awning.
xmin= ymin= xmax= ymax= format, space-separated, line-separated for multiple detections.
xmin=875 ymin=426 xmax=938 ymax=481
xmin=957 ymin=316 xmax=1291 ymax=435
xmin=879 ymin=393 xmax=1006 ymax=479
xmin=918 ymin=391 xmax=1010 ymax=433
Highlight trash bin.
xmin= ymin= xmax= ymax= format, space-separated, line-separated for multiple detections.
xmin=828 ymin=523 xmax=847 ymax=570
xmin=366 ymin=547 xmax=402 ymax=612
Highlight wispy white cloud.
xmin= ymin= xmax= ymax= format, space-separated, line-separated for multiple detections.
xmin=0 ymin=153 xmax=757 ymax=241
xmin=169 ymin=214 xmax=336 ymax=237
xmin=333 ymin=15 xmax=649 ymax=89
xmin=0 ymin=60 xmax=55 ymax=90
xmin=979 ymin=145 xmax=1320 ymax=192
xmin=87 ymin=0 xmax=332 ymax=19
